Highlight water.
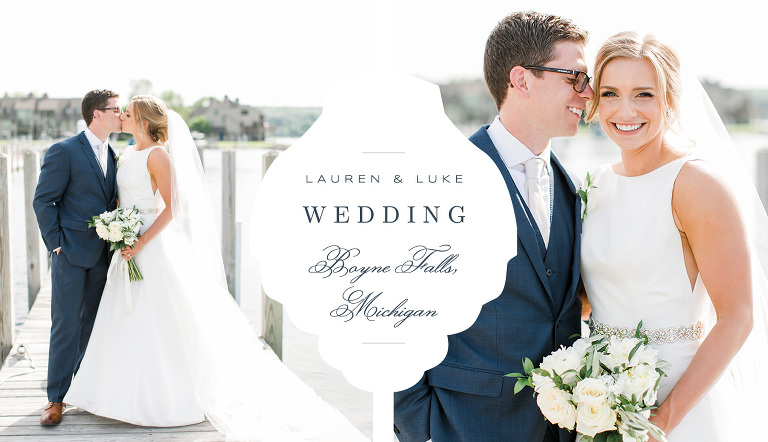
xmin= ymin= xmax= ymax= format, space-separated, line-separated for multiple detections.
xmin=7 ymin=132 xmax=768 ymax=440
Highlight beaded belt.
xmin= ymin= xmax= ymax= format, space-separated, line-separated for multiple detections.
xmin=589 ymin=318 xmax=703 ymax=345
xmin=136 ymin=208 xmax=160 ymax=214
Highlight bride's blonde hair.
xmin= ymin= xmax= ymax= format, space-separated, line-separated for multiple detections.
xmin=131 ymin=95 xmax=169 ymax=144
xmin=586 ymin=32 xmax=682 ymax=130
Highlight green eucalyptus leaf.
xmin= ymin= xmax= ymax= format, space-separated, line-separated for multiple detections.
xmin=523 ymin=358 xmax=534 ymax=374
xmin=514 ymin=378 xmax=527 ymax=394
xmin=628 ymin=341 xmax=643 ymax=364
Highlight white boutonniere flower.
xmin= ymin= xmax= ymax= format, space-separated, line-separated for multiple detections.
xmin=578 ymin=172 xmax=598 ymax=222
xmin=115 ymin=151 xmax=126 ymax=169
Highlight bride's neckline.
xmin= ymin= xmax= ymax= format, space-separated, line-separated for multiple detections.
xmin=133 ymin=144 xmax=163 ymax=152
xmin=608 ymin=154 xmax=691 ymax=178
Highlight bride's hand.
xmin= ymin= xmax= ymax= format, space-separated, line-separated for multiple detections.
xmin=648 ymin=404 xmax=671 ymax=442
xmin=121 ymin=238 xmax=144 ymax=261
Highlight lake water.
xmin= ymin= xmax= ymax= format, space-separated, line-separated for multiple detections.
xmin=6 ymin=132 xmax=768 ymax=440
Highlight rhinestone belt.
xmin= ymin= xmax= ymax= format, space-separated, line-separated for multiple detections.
xmin=136 ymin=208 xmax=160 ymax=214
xmin=589 ymin=318 xmax=703 ymax=345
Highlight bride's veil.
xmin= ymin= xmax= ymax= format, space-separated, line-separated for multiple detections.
xmin=670 ymin=75 xmax=768 ymax=418
xmin=166 ymin=110 xmax=227 ymax=289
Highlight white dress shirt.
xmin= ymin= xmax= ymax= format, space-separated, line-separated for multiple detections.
xmin=486 ymin=115 xmax=552 ymax=225
xmin=84 ymin=127 xmax=109 ymax=176
xmin=84 ymin=128 xmax=108 ymax=158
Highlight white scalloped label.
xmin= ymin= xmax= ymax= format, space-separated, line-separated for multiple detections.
xmin=252 ymin=69 xmax=516 ymax=392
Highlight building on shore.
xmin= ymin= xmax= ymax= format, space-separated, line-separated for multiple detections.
xmin=0 ymin=93 xmax=82 ymax=139
xmin=189 ymin=95 xmax=265 ymax=142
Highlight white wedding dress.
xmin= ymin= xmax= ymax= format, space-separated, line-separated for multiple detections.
xmin=581 ymin=156 xmax=753 ymax=441
xmin=65 ymin=145 xmax=368 ymax=441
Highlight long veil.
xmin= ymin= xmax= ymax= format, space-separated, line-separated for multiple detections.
xmin=669 ymin=76 xmax=768 ymax=422
xmin=167 ymin=110 xmax=227 ymax=290
xmin=163 ymin=111 xmax=368 ymax=441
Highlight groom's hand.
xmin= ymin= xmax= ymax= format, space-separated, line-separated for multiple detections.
xmin=53 ymin=247 xmax=60 ymax=255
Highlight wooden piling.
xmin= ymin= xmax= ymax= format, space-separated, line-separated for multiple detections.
xmin=24 ymin=150 xmax=41 ymax=308
xmin=0 ymin=153 xmax=14 ymax=362
xmin=222 ymin=150 xmax=237 ymax=298
xmin=260 ymin=150 xmax=283 ymax=360
xmin=196 ymin=145 xmax=205 ymax=169
xmin=758 ymin=149 xmax=768 ymax=213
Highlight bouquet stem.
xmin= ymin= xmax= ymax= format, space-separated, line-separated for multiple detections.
xmin=127 ymin=259 xmax=143 ymax=281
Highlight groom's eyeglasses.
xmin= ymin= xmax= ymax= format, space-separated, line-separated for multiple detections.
xmin=99 ymin=107 xmax=123 ymax=114
xmin=522 ymin=66 xmax=591 ymax=93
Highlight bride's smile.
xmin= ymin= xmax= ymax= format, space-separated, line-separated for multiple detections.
xmin=597 ymin=57 xmax=664 ymax=153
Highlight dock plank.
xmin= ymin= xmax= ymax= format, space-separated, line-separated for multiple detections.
xmin=0 ymin=278 xmax=242 ymax=441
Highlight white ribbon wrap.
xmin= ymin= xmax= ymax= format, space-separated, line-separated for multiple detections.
xmin=107 ymin=251 xmax=133 ymax=314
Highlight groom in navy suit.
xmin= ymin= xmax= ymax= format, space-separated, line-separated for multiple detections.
xmin=395 ymin=12 xmax=593 ymax=442
xmin=33 ymin=89 xmax=121 ymax=425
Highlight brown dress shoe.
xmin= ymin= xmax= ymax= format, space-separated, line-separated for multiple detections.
xmin=40 ymin=402 xmax=65 ymax=425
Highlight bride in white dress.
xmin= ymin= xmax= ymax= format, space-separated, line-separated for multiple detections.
xmin=64 ymin=96 xmax=368 ymax=441
xmin=580 ymin=33 xmax=768 ymax=441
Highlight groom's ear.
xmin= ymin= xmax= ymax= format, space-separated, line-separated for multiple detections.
xmin=509 ymin=66 xmax=530 ymax=98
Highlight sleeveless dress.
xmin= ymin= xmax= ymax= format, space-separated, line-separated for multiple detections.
xmin=64 ymin=146 xmax=368 ymax=441
xmin=580 ymin=156 xmax=748 ymax=441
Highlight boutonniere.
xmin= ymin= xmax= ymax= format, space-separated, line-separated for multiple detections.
xmin=577 ymin=172 xmax=597 ymax=223
xmin=115 ymin=151 xmax=126 ymax=169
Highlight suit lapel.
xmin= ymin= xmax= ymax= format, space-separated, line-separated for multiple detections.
xmin=107 ymin=144 xmax=118 ymax=201
xmin=78 ymin=132 xmax=109 ymax=199
xmin=551 ymin=153 xmax=582 ymax=317
xmin=470 ymin=127 xmax=556 ymax=311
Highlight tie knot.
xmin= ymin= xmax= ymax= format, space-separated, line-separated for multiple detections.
xmin=525 ymin=157 xmax=545 ymax=180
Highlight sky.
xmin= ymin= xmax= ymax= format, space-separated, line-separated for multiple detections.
xmin=1 ymin=0 xmax=766 ymax=107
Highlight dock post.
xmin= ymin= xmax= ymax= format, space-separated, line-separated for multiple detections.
xmin=222 ymin=149 xmax=237 ymax=298
xmin=0 ymin=153 xmax=14 ymax=361
xmin=196 ymin=145 xmax=205 ymax=169
xmin=758 ymin=148 xmax=768 ymax=214
xmin=24 ymin=150 xmax=42 ymax=309
xmin=260 ymin=150 xmax=283 ymax=360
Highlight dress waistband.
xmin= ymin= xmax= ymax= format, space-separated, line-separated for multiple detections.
xmin=136 ymin=208 xmax=161 ymax=214
xmin=589 ymin=318 xmax=703 ymax=345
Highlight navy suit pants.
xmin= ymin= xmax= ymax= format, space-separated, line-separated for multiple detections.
xmin=47 ymin=247 xmax=108 ymax=402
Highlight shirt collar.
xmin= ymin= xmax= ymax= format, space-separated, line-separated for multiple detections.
xmin=486 ymin=115 xmax=551 ymax=169
xmin=84 ymin=127 xmax=108 ymax=147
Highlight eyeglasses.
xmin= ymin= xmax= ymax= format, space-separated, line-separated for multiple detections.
xmin=522 ymin=66 xmax=591 ymax=93
xmin=99 ymin=107 xmax=122 ymax=114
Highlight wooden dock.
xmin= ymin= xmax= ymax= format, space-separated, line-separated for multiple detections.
xmin=0 ymin=277 xmax=225 ymax=441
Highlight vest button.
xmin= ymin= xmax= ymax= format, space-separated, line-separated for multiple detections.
xmin=546 ymin=269 xmax=554 ymax=276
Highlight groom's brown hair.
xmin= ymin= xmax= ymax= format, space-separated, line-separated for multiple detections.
xmin=484 ymin=11 xmax=588 ymax=109
xmin=81 ymin=89 xmax=119 ymax=126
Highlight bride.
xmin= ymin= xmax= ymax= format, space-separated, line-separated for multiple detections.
xmin=64 ymin=95 xmax=368 ymax=441
xmin=581 ymin=33 xmax=768 ymax=441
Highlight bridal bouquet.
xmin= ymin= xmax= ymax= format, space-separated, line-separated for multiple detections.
xmin=89 ymin=207 xmax=144 ymax=281
xmin=508 ymin=322 xmax=668 ymax=442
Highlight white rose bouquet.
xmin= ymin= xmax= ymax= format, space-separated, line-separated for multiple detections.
xmin=88 ymin=207 xmax=144 ymax=281
xmin=508 ymin=322 xmax=669 ymax=442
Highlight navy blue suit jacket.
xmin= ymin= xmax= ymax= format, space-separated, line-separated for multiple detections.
xmin=33 ymin=131 xmax=118 ymax=268
xmin=394 ymin=126 xmax=582 ymax=442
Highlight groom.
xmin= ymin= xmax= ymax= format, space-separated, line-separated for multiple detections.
xmin=33 ymin=89 xmax=120 ymax=425
xmin=394 ymin=11 xmax=592 ymax=442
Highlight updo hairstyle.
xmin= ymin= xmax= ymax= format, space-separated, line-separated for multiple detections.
xmin=586 ymin=32 xmax=682 ymax=130
xmin=131 ymin=95 xmax=169 ymax=144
